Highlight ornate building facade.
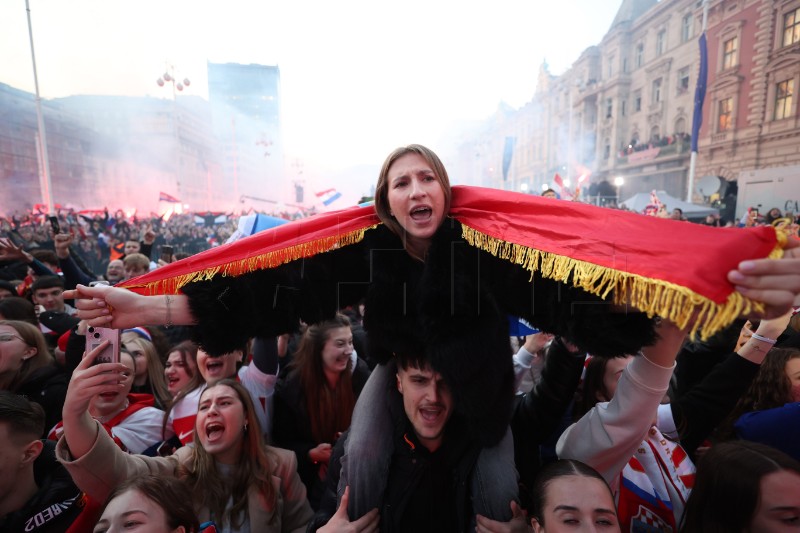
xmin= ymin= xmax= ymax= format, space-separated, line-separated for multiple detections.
xmin=456 ymin=0 xmax=800 ymax=206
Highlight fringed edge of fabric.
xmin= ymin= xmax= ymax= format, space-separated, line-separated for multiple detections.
xmin=124 ymin=224 xmax=379 ymax=295
xmin=461 ymin=224 xmax=786 ymax=341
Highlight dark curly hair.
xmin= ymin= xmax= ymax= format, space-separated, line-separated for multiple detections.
xmin=716 ymin=347 xmax=800 ymax=441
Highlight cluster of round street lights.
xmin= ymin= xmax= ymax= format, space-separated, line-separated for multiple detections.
xmin=156 ymin=72 xmax=191 ymax=91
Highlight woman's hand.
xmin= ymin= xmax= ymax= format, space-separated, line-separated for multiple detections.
xmin=309 ymin=442 xmax=333 ymax=465
xmin=476 ymin=501 xmax=530 ymax=533
xmin=64 ymin=284 xmax=144 ymax=329
xmin=729 ymin=238 xmax=800 ymax=319
xmin=318 ymin=486 xmax=380 ymax=533
xmin=62 ymin=340 xmax=130 ymax=458
xmin=64 ymin=284 xmax=194 ymax=329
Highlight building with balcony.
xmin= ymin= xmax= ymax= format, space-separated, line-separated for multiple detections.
xmin=455 ymin=0 xmax=800 ymax=207
xmin=694 ymin=0 xmax=800 ymax=190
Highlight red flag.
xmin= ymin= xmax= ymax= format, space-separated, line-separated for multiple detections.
xmin=120 ymin=185 xmax=783 ymax=341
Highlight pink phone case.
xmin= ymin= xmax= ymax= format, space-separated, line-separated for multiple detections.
xmin=85 ymin=326 xmax=121 ymax=364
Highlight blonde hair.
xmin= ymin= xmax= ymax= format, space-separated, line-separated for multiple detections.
xmin=123 ymin=253 xmax=150 ymax=271
xmin=0 ymin=320 xmax=53 ymax=391
xmin=122 ymin=332 xmax=170 ymax=408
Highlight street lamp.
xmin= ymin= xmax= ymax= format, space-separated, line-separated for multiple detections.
xmin=614 ymin=176 xmax=625 ymax=206
xmin=156 ymin=66 xmax=190 ymax=203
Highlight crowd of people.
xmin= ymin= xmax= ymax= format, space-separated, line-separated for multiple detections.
xmin=0 ymin=144 xmax=799 ymax=533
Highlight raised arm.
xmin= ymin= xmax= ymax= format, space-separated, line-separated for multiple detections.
xmin=60 ymin=340 xmax=130 ymax=458
xmin=65 ymin=284 xmax=195 ymax=330
xmin=556 ymin=321 xmax=686 ymax=486
xmin=728 ymin=237 xmax=800 ymax=318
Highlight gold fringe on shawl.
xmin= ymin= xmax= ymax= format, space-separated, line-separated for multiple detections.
xmin=461 ymin=225 xmax=786 ymax=341
xmin=123 ymin=225 xmax=378 ymax=295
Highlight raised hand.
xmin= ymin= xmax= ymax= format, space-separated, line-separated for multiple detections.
xmin=728 ymin=237 xmax=800 ymax=319
xmin=64 ymin=284 xmax=148 ymax=329
xmin=318 ymin=486 xmax=380 ymax=533
xmin=0 ymin=237 xmax=32 ymax=263
xmin=476 ymin=501 xmax=529 ymax=533
xmin=61 ymin=339 xmax=130 ymax=458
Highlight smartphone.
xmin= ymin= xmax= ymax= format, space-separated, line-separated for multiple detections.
xmin=48 ymin=216 xmax=60 ymax=235
xmin=160 ymin=245 xmax=174 ymax=263
xmin=85 ymin=326 xmax=120 ymax=365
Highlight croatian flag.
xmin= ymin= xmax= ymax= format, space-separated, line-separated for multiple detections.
xmin=316 ymin=188 xmax=342 ymax=206
xmin=159 ymin=191 xmax=181 ymax=203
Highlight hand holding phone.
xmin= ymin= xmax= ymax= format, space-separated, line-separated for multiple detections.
xmin=48 ymin=216 xmax=61 ymax=235
xmin=85 ymin=326 xmax=120 ymax=365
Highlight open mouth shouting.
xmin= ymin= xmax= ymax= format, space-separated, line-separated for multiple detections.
xmin=419 ymin=403 xmax=446 ymax=426
xmin=410 ymin=205 xmax=433 ymax=221
xmin=203 ymin=358 xmax=226 ymax=379
xmin=204 ymin=421 xmax=225 ymax=444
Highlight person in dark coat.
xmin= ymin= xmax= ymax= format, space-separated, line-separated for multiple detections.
xmin=273 ymin=314 xmax=370 ymax=509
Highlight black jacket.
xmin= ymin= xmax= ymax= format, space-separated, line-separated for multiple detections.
xmin=313 ymin=414 xmax=480 ymax=533
xmin=0 ymin=441 xmax=94 ymax=533
xmin=273 ymin=358 xmax=371 ymax=508
xmin=183 ymin=221 xmax=655 ymax=447
xmin=17 ymin=366 xmax=68 ymax=438
xmin=511 ymin=338 xmax=585 ymax=502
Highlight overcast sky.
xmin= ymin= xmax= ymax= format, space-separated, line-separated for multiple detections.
xmin=2 ymin=0 xmax=621 ymax=200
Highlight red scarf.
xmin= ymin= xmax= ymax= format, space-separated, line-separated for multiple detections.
xmin=49 ymin=393 xmax=154 ymax=451
xmin=120 ymin=186 xmax=785 ymax=340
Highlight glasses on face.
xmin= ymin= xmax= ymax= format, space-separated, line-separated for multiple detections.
xmin=0 ymin=333 xmax=25 ymax=343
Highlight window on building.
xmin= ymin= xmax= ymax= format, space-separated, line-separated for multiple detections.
xmin=656 ymin=30 xmax=666 ymax=56
xmin=675 ymin=117 xmax=687 ymax=134
xmin=636 ymin=43 xmax=644 ymax=67
xmin=605 ymin=98 xmax=613 ymax=119
xmin=608 ymin=55 xmax=614 ymax=78
xmin=722 ymin=37 xmax=738 ymax=70
xmin=718 ymin=97 xmax=733 ymax=131
xmin=623 ymin=58 xmax=629 ymax=73
xmin=652 ymin=78 xmax=663 ymax=103
xmin=604 ymin=140 xmax=611 ymax=160
xmin=775 ymin=79 xmax=795 ymax=120
xmin=783 ymin=7 xmax=800 ymax=47
xmin=678 ymin=67 xmax=690 ymax=94
xmin=682 ymin=14 xmax=693 ymax=42
xmin=651 ymin=125 xmax=661 ymax=142
xmin=634 ymin=91 xmax=642 ymax=111
xmin=621 ymin=99 xmax=627 ymax=116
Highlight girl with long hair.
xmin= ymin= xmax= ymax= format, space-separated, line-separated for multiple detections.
xmin=164 ymin=340 xmax=201 ymax=398
xmin=273 ymin=314 xmax=370 ymax=509
xmin=0 ymin=319 xmax=67 ymax=434
xmin=718 ymin=346 xmax=800 ymax=460
xmin=679 ymin=440 xmax=800 ymax=532
xmin=58 ymin=346 xmax=313 ymax=532
xmin=122 ymin=330 xmax=171 ymax=408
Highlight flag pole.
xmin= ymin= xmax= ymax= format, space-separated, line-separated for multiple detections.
xmin=687 ymin=0 xmax=710 ymax=202
xmin=25 ymin=0 xmax=54 ymax=214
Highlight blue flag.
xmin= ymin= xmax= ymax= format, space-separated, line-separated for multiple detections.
xmin=502 ymin=137 xmax=516 ymax=181
xmin=691 ymin=32 xmax=708 ymax=153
